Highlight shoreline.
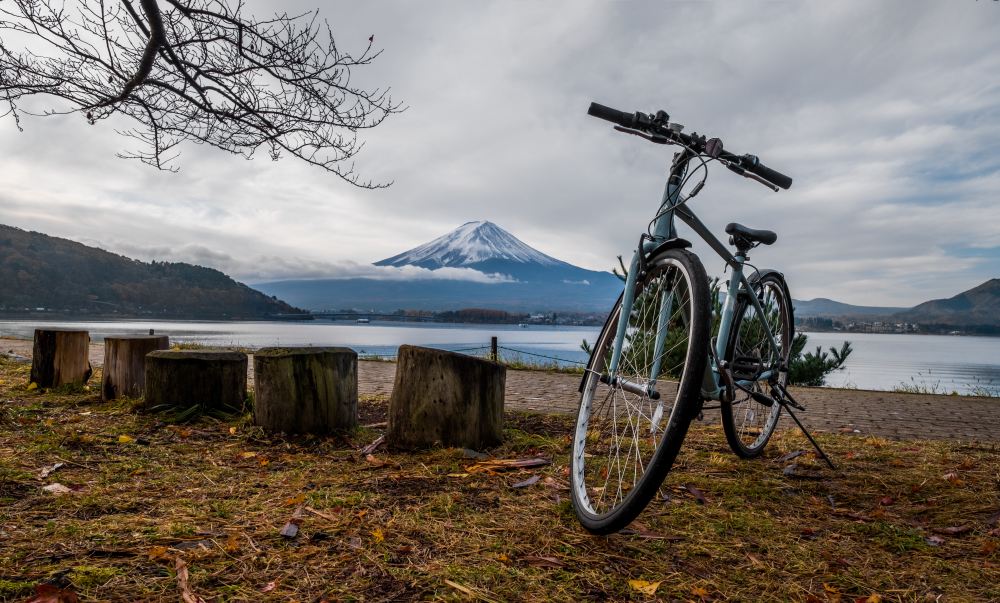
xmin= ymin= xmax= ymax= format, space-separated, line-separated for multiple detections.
xmin=2 ymin=336 xmax=996 ymax=401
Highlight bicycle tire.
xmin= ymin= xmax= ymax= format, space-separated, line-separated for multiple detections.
xmin=571 ymin=248 xmax=710 ymax=534
xmin=721 ymin=271 xmax=793 ymax=458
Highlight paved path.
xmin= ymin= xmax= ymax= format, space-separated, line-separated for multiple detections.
xmin=357 ymin=361 xmax=1000 ymax=442
xmin=4 ymin=339 xmax=998 ymax=442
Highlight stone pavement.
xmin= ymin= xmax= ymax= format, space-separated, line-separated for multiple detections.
xmin=358 ymin=360 xmax=1000 ymax=442
xmin=3 ymin=339 xmax=997 ymax=442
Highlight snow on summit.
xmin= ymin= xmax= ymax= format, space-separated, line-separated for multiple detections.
xmin=375 ymin=221 xmax=565 ymax=269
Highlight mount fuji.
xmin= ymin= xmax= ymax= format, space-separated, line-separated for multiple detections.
xmin=254 ymin=221 xmax=622 ymax=312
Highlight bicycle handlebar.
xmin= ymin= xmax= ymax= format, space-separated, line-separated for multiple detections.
xmin=587 ymin=101 xmax=793 ymax=190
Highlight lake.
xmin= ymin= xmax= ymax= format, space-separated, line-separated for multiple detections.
xmin=1 ymin=320 xmax=997 ymax=396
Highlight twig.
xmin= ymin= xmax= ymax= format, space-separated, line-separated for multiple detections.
xmin=360 ymin=435 xmax=385 ymax=455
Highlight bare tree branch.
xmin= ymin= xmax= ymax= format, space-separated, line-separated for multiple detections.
xmin=0 ymin=0 xmax=402 ymax=187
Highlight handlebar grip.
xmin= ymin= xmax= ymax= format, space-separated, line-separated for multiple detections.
xmin=746 ymin=161 xmax=793 ymax=190
xmin=588 ymin=102 xmax=632 ymax=127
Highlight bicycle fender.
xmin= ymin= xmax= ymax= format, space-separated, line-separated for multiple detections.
xmin=644 ymin=237 xmax=692 ymax=259
xmin=745 ymin=268 xmax=794 ymax=336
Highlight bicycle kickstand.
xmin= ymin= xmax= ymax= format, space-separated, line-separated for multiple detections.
xmin=772 ymin=384 xmax=836 ymax=470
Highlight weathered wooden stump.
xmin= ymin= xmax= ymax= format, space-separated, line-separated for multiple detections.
xmin=30 ymin=328 xmax=92 ymax=387
xmin=253 ymin=347 xmax=358 ymax=434
xmin=387 ymin=345 xmax=505 ymax=450
xmin=101 ymin=335 xmax=170 ymax=401
xmin=144 ymin=350 xmax=247 ymax=411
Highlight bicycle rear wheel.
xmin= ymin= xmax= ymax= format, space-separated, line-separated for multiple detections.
xmin=571 ymin=248 xmax=710 ymax=534
xmin=721 ymin=272 xmax=792 ymax=458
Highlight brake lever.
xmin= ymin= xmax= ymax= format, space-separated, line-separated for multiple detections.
xmin=613 ymin=125 xmax=671 ymax=144
xmin=724 ymin=161 xmax=779 ymax=192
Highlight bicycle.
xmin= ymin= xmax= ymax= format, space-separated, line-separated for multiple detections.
xmin=571 ymin=101 xmax=830 ymax=535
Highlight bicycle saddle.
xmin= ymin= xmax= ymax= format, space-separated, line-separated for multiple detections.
xmin=725 ymin=222 xmax=777 ymax=246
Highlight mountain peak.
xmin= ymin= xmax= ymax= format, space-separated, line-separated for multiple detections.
xmin=375 ymin=221 xmax=566 ymax=269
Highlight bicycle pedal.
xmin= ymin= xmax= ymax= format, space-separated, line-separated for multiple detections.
xmin=748 ymin=390 xmax=774 ymax=407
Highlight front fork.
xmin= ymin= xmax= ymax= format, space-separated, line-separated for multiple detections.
xmin=606 ymin=250 xmax=671 ymax=432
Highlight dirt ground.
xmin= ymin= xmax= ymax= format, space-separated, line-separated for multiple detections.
xmin=1 ymin=351 xmax=999 ymax=601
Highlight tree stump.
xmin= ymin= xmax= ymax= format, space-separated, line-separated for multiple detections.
xmin=253 ymin=347 xmax=358 ymax=434
xmin=144 ymin=350 xmax=247 ymax=412
xmin=101 ymin=335 xmax=170 ymax=401
xmin=30 ymin=328 xmax=92 ymax=387
xmin=387 ymin=345 xmax=505 ymax=450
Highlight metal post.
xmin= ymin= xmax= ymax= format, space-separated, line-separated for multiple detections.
xmin=490 ymin=336 xmax=498 ymax=362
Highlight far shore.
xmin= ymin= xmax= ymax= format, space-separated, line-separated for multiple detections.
xmin=3 ymin=336 xmax=997 ymax=402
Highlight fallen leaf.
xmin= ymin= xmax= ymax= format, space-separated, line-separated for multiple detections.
xmin=27 ymin=382 xmax=38 ymax=391
xmin=942 ymin=472 xmax=964 ymax=486
xmin=224 ymin=534 xmax=241 ymax=553
xmin=980 ymin=540 xmax=998 ymax=555
xmin=25 ymin=584 xmax=79 ymax=603
xmin=691 ymin=585 xmax=710 ymax=598
xmin=240 ymin=451 xmax=257 ymax=459
xmin=41 ymin=483 xmax=72 ymax=496
xmin=118 ymin=435 xmax=135 ymax=444
xmin=823 ymin=583 xmax=840 ymax=595
xmin=284 ymin=493 xmax=306 ymax=506
xmin=522 ymin=555 xmax=565 ymax=568
xmin=371 ymin=527 xmax=384 ymax=543
xmin=879 ymin=496 xmax=895 ymax=506
xmin=260 ymin=581 xmax=278 ymax=593
xmin=280 ymin=506 xmax=304 ymax=539
xmin=925 ymin=535 xmax=945 ymax=546
xmin=511 ymin=475 xmax=541 ymax=489
xmin=229 ymin=426 xmax=237 ymax=435
xmin=864 ymin=595 xmax=883 ymax=603
xmin=279 ymin=521 xmax=299 ymax=539
xmin=148 ymin=545 xmax=171 ymax=561
xmin=365 ymin=453 xmax=388 ymax=468
xmin=628 ymin=580 xmax=662 ymax=596
xmin=685 ymin=484 xmax=707 ymax=504
xmin=747 ymin=553 xmax=765 ymax=567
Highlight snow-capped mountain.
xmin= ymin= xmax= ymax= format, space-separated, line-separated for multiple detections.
xmin=254 ymin=221 xmax=622 ymax=312
xmin=376 ymin=221 xmax=564 ymax=269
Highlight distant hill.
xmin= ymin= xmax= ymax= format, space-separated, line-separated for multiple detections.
xmin=0 ymin=224 xmax=304 ymax=319
xmin=896 ymin=279 xmax=1000 ymax=326
xmin=256 ymin=221 xmax=622 ymax=312
xmin=793 ymin=298 xmax=907 ymax=318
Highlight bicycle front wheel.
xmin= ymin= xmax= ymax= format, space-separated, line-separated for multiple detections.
xmin=571 ymin=248 xmax=710 ymax=534
xmin=721 ymin=271 xmax=793 ymax=458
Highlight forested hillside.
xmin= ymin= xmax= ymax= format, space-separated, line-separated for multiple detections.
xmin=0 ymin=225 xmax=304 ymax=319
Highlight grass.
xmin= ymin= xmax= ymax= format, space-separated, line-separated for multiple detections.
xmin=1 ymin=357 xmax=999 ymax=601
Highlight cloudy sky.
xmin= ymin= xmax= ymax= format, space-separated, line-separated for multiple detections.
xmin=2 ymin=1 xmax=998 ymax=306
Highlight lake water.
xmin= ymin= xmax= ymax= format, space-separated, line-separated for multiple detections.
xmin=1 ymin=320 xmax=998 ymax=396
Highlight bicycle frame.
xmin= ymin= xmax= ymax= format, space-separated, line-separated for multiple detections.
xmin=606 ymin=151 xmax=782 ymax=402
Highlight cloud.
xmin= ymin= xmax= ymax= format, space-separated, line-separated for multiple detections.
xmin=0 ymin=1 xmax=997 ymax=306
xmin=69 ymin=237 xmax=517 ymax=284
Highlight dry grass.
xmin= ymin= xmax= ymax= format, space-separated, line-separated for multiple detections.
xmin=1 ymin=356 xmax=999 ymax=602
